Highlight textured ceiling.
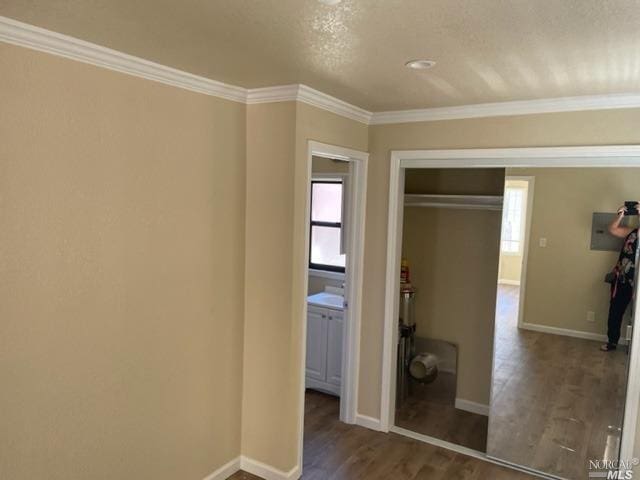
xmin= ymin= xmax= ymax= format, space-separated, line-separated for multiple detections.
xmin=1 ymin=0 xmax=639 ymax=111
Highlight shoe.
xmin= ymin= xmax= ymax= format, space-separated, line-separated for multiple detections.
xmin=600 ymin=343 xmax=617 ymax=351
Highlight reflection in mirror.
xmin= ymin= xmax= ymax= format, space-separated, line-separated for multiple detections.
xmin=487 ymin=168 xmax=635 ymax=479
xmin=395 ymin=168 xmax=504 ymax=452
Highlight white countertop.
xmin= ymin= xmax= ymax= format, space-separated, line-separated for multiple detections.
xmin=307 ymin=292 xmax=345 ymax=310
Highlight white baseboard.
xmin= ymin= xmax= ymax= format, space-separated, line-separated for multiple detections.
xmin=498 ymin=279 xmax=521 ymax=286
xmin=355 ymin=413 xmax=383 ymax=431
xmin=455 ymin=398 xmax=490 ymax=416
xmin=521 ymin=322 xmax=603 ymax=341
xmin=521 ymin=322 xmax=629 ymax=346
xmin=240 ymin=456 xmax=300 ymax=480
xmin=203 ymin=456 xmax=241 ymax=480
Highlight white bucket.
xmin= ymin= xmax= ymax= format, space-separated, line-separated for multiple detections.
xmin=409 ymin=353 xmax=439 ymax=383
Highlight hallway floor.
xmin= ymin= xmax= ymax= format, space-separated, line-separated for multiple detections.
xmin=488 ymin=285 xmax=627 ymax=479
xmin=230 ymin=389 xmax=533 ymax=479
xmin=230 ymin=285 xmax=626 ymax=479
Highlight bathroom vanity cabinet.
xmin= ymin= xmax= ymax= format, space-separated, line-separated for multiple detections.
xmin=305 ymin=304 xmax=344 ymax=396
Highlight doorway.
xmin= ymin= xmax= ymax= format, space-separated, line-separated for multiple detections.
xmin=296 ymin=141 xmax=368 ymax=474
xmin=380 ymin=146 xmax=640 ymax=479
xmin=496 ymin=176 xmax=534 ymax=334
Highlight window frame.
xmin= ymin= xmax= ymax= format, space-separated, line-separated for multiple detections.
xmin=309 ymin=179 xmax=346 ymax=273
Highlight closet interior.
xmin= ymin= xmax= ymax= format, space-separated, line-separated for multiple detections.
xmin=395 ymin=168 xmax=505 ymax=452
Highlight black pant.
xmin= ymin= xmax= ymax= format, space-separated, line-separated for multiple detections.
xmin=608 ymin=282 xmax=634 ymax=345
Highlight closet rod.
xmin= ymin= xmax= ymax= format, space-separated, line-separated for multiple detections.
xmin=404 ymin=194 xmax=503 ymax=211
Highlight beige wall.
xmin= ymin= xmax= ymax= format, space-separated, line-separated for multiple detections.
xmin=242 ymin=101 xmax=368 ymax=471
xmin=402 ymin=169 xmax=504 ymax=405
xmin=311 ymin=155 xmax=350 ymax=175
xmin=308 ymin=275 xmax=344 ymax=295
xmin=0 ymin=43 xmax=246 ymax=480
xmin=361 ymin=109 xmax=640 ymax=460
xmin=242 ymin=101 xmax=297 ymax=470
xmin=498 ymin=254 xmax=522 ymax=283
xmin=512 ymin=168 xmax=640 ymax=336
xmin=6 ymin=39 xmax=640 ymax=477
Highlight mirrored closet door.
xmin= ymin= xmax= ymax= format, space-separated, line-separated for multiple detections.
xmin=395 ymin=168 xmax=504 ymax=452
xmin=487 ymin=167 xmax=636 ymax=479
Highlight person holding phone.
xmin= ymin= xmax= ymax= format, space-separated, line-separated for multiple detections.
xmin=602 ymin=202 xmax=639 ymax=351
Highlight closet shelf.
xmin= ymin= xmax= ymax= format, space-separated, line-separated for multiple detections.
xmin=404 ymin=194 xmax=503 ymax=211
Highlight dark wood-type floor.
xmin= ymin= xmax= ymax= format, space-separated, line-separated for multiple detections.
xmin=230 ymin=285 xmax=626 ymax=480
xmin=230 ymin=389 xmax=533 ymax=480
xmin=395 ymin=370 xmax=488 ymax=452
xmin=488 ymin=285 xmax=627 ymax=480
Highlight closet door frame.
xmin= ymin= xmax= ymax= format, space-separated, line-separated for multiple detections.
xmin=379 ymin=145 xmax=640 ymax=474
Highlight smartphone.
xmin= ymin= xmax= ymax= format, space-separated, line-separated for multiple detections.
xmin=624 ymin=201 xmax=639 ymax=216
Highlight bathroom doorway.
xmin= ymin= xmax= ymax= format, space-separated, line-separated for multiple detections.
xmin=296 ymin=141 xmax=368 ymax=475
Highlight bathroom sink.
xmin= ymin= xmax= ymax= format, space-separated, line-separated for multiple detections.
xmin=307 ymin=292 xmax=345 ymax=310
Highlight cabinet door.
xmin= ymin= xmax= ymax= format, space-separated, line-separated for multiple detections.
xmin=306 ymin=306 xmax=327 ymax=382
xmin=326 ymin=309 xmax=344 ymax=387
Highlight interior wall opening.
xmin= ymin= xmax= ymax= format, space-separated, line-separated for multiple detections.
xmin=382 ymin=149 xmax=640 ymax=480
xmin=298 ymin=142 xmax=368 ymax=476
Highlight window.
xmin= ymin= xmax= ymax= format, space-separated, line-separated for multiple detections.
xmin=309 ymin=180 xmax=346 ymax=272
xmin=501 ymin=186 xmax=525 ymax=254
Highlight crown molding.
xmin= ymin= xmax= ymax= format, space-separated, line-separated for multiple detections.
xmin=296 ymin=85 xmax=372 ymax=124
xmin=369 ymin=93 xmax=640 ymax=125
xmin=2 ymin=15 xmax=639 ymax=126
xmin=0 ymin=15 xmax=372 ymax=124
xmin=246 ymin=84 xmax=299 ymax=104
xmin=0 ymin=15 xmax=248 ymax=102
xmin=247 ymin=84 xmax=372 ymax=124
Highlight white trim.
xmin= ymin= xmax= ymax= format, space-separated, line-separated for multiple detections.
xmin=296 ymin=141 xmax=369 ymax=476
xmin=506 ymin=176 xmax=535 ymax=331
xmin=5 ymin=16 xmax=640 ymax=128
xmin=390 ymin=426 xmax=483 ymax=460
xmin=240 ymin=456 xmax=300 ymax=480
xmin=0 ymin=16 xmax=370 ymax=124
xmin=298 ymin=85 xmax=372 ymax=124
xmin=202 ymin=457 xmax=241 ymax=480
xmin=520 ymin=322 xmax=630 ymax=346
xmin=381 ymin=146 xmax=640 ymax=474
xmin=620 ymin=237 xmax=640 ymax=464
xmin=498 ymin=279 xmax=521 ymax=286
xmin=308 ymin=269 xmax=345 ymax=281
xmin=380 ymin=153 xmax=405 ymax=432
xmin=370 ymin=93 xmax=640 ymax=125
xmin=355 ymin=413 xmax=383 ymax=431
xmin=246 ymin=84 xmax=299 ymax=104
xmin=395 ymin=146 xmax=640 ymax=168
xmin=0 ymin=15 xmax=247 ymax=102
xmin=455 ymin=398 xmax=490 ymax=416
xmin=247 ymin=85 xmax=371 ymax=124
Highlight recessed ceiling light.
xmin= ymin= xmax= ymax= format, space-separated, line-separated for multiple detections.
xmin=318 ymin=0 xmax=342 ymax=4
xmin=405 ymin=59 xmax=436 ymax=70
